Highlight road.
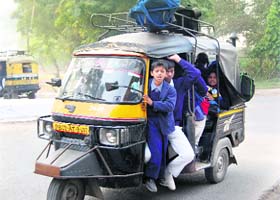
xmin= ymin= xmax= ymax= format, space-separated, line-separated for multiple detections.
xmin=0 ymin=89 xmax=280 ymax=200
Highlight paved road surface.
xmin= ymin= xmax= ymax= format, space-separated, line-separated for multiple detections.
xmin=0 ymin=89 xmax=280 ymax=200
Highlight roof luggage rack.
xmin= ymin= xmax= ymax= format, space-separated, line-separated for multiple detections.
xmin=90 ymin=6 xmax=219 ymax=69
xmin=0 ymin=50 xmax=31 ymax=58
xmin=90 ymin=7 xmax=215 ymax=37
xmin=90 ymin=12 xmax=147 ymax=36
xmin=172 ymin=7 xmax=215 ymax=36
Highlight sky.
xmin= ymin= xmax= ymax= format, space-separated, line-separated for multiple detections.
xmin=0 ymin=0 xmax=22 ymax=51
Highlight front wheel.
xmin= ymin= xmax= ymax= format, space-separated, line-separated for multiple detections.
xmin=47 ymin=178 xmax=85 ymax=200
xmin=27 ymin=92 xmax=36 ymax=99
xmin=205 ymin=148 xmax=229 ymax=184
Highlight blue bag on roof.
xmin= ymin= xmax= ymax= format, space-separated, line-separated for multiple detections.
xmin=129 ymin=0 xmax=180 ymax=31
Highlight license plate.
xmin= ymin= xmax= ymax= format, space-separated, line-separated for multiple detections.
xmin=53 ymin=122 xmax=90 ymax=135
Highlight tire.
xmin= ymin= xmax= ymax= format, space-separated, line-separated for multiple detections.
xmin=47 ymin=178 xmax=85 ymax=200
xmin=27 ymin=92 xmax=36 ymax=99
xmin=3 ymin=91 xmax=18 ymax=99
xmin=3 ymin=92 xmax=11 ymax=99
xmin=205 ymin=148 xmax=229 ymax=184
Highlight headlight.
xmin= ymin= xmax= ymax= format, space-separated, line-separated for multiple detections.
xmin=99 ymin=128 xmax=130 ymax=146
xmin=38 ymin=120 xmax=54 ymax=140
xmin=45 ymin=123 xmax=53 ymax=134
xmin=43 ymin=121 xmax=54 ymax=139
xmin=99 ymin=128 xmax=119 ymax=146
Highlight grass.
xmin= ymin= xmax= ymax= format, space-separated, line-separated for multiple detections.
xmin=255 ymin=78 xmax=280 ymax=89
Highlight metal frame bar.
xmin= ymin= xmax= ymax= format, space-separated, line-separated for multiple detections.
xmin=56 ymin=172 xmax=144 ymax=179
xmin=35 ymin=140 xmax=144 ymax=178
xmin=90 ymin=12 xmax=146 ymax=33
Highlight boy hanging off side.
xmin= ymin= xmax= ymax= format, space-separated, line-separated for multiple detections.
xmin=143 ymin=60 xmax=177 ymax=192
xmin=161 ymin=54 xmax=207 ymax=190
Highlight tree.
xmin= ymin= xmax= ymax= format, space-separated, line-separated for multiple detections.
xmin=245 ymin=0 xmax=273 ymax=47
xmin=13 ymin=0 xmax=137 ymax=76
xmin=13 ymin=0 xmax=68 ymax=76
xmin=249 ymin=0 xmax=280 ymax=79
xmin=181 ymin=0 xmax=213 ymax=19
xmin=13 ymin=0 xmax=279 ymax=79
xmin=207 ymin=0 xmax=249 ymax=36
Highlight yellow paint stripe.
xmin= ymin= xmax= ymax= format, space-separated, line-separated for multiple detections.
xmin=5 ymin=79 xmax=39 ymax=85
xmin=218 ymin=108 xmax=244 ymax=118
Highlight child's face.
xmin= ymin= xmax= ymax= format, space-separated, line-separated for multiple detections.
xmin=151 ymin=66 xmax=167 ymax=85
xmin=207 ymin=72 xmax=217 ymax=87
xmin=165 ymin=67 xmax=175 ymax=83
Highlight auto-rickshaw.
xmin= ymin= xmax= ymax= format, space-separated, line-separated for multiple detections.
xmin=0 ymin=50 xmax=40 ymax=99
xmin=34 ymin=7 xmax=254 ymax=200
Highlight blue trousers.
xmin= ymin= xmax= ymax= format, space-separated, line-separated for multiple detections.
xmin=145 ymin=117 xmax=168 ymax=179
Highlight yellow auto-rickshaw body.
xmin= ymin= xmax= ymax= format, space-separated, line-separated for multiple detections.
xmin=0 ymin=50 xmax=40 ymax=99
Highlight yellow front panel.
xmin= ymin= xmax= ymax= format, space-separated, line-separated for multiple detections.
xmin=52 ymin=100 xmax=146 ymax=121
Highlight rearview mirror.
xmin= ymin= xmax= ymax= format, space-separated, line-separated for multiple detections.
xmin=46 ymin=78 xmax=61 ymax=87
xmin=105 ymin=81 xmax=119 ymax=91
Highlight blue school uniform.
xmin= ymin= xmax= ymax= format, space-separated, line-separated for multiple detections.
xmin=145 ymin=79 xmax=176 ymax=179
xmin=173 ymin=59 xmax=207 ymax=126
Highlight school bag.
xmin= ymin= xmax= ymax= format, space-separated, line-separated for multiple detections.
xmin=194 ymin=92 xmax=209 ymax=121
xmin=129 ymin=0 xmax=181 ymax=31
xmin=240 ymin=73 xmax=255 ymax=101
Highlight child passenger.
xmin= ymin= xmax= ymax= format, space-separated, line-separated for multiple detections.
xmin=143 ymin=60 xmax=177 ymax=192
xmin=207 ymin=71 xmax=230 ymax=111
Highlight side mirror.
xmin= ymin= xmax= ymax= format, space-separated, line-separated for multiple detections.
xmin=46 ymin=78 xmax=62 ymax=87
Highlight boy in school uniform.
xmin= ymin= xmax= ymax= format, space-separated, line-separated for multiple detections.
xmin=161 ymin=54 xmax=208 ymax=190
xmin=143 ymin=59 xmax=177 ymax=192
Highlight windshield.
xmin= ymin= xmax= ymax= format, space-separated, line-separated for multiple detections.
xmin=58 ymin=56 xmax=145 ymax=103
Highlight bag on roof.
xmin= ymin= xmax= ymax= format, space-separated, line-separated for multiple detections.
xmin=240 ymin=73 xmax=255 ymax=101
xmin=129 ymin=0 xmax=180 ymax=31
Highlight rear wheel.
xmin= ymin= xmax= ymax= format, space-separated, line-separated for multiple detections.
xmin=3 ymin=92 xmax=11 ymax=99
xmin=47 ymin=178 xmax=85 ymax=200
xmin=3 ymin=91 xmax=18 ymax=99
xmin=205 ymin=148 xmax=229 ymax=183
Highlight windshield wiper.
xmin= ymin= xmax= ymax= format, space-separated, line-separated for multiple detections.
xmin=77 ymin=92 xmax=106 ymax=101
xmin=59 ymin=95 xmax=75 ymax=101
xmin=116 ymin=85 xmax=143 ymax=94
xmin=59 ymin=93 xmax=105 ymax=101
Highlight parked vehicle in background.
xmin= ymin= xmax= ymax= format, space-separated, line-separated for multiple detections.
xmin=0 ymin=50 xmax=40 ymax=99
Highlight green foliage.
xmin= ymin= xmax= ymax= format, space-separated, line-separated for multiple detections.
xmin=13 ymin=0 xmax=137 ymax=75
xmin=181 ymin=0 xmax=213 ymax=19
xmin=12 ymin=0 xmax=280 ymax=80
xmin=248 ymin=0 xmax=280 ymax=79
xmin=207 ymin=0 xmax=249 ymax=36
xmin=245 ymin=0 xmax=272 ymax=47
xmin=254 ymin=78 xmax=280 ymax=89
